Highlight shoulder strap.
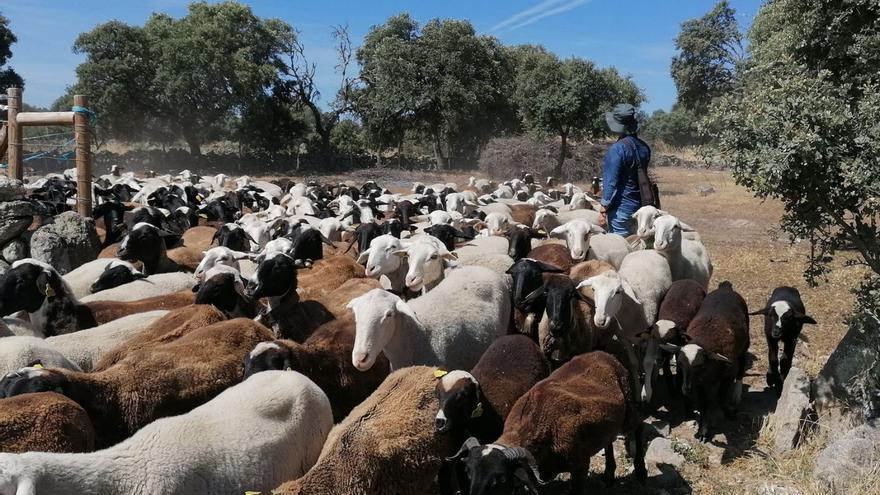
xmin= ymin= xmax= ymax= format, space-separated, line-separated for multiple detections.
xmin=622 ymin=137 xmax=644 ymax=170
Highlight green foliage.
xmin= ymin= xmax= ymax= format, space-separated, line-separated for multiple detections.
xmin=0 ymin=12 xmax=23 ymax=90
xmin=643 ymin=106 xmax=704 ymax=147
xmin=511 ymin=45 xmax=643 ymax=176
xmin=235 ymin=93 xmax=309 ymax=155
xmin=356 ymin=14 xmax=517 ymax=169
xmin=704 ymin=0 xmax=880 ymax=282
xmin=844 ymin=276 xmax=880 ymax=419
xmin=72 ymin=1 xmax=294 ymax=156
xmin=671 ymin=1 xmax=742 ymax=114
xmin=330 ymin=119 xmax=364 ymax=156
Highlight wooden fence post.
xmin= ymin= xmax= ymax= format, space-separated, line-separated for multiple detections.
xmin=73 ymin=94 xmax=92 ymax=216
xmin=6 ymin=87 xmax=21 ymax=180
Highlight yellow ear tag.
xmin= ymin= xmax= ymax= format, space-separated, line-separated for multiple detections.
xmin=245 ymin=492 xmax=262 ymax=495
xmin=471 ymin=402 xmax=484 ymax=419
xmin=44 ymin=284 xmax=55 ymax=298
xmin=433 ymin=369 xmax=448 ymax=379
xmin=33 ymin=363 xmax=43 ymax=369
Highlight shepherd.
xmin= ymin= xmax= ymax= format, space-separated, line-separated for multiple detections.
xmin=598 ymin=103 xmax=658 ymax=236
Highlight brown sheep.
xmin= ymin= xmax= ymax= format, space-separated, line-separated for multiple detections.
xmin=0 ymin=392 xmax=95 ymax=453
xmin=509 ymin=203 xmax=537 ymax=227
xmin=297 ymin=255 xmax=365 ymax=300
xmin=434 ymin=335 xmax=550 ymax=446
xmin=448 ymin=351 xmax=645 ymax=492
xmin=92 ymin=304 xmax=226 ymax=371
xmin=244 ymin=312 xmax=391 ymax=422
xmin=273 ymin=366 xmax=455 ymax=495
xmin=641 ymin=279 xmax=707 ymax=401
xmin=313 ymin=278 xmax=382 ymax=318
xmin=661 ymin=281 xmax=750 ymax=442
xmin=85 ymin=289 xmax=197 ymax=325
xmin=0 ymin=317 xmax=272 ymax=448
xmin=526 ymin=243 xmax=574 ymax=272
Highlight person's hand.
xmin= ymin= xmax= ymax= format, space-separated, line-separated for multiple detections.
xmin=598 ymin=208 xmax=608 ymax=228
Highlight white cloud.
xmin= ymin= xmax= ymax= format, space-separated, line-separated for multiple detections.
xmin=491 ymin=0 xmax=591 ymax=33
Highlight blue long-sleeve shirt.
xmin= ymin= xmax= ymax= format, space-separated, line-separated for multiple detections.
xmin=601 ymin=136 xmax=651 ymax=212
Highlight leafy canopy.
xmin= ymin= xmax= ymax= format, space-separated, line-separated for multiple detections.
xmin=705 ymin=0 xmax=880 ymax=282
xmin=0 ymin=13 xmax=23 ymax=90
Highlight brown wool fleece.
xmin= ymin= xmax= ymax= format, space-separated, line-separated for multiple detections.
xmin=86 ymin=289 xmax=197 ymax=325
xmin=526 ymin=243 xmax=574 ymax=271
xmin=59 ymin=317 xmax=271 ymax=448
xmin=275 ymin=312 xmax=390 ymax=422
xmin=659 ymin=279 xmax=707 ymax=330
xmin=0 ymin=392 xmax=95 ymax=453
xmin=314 ymin=278 xmax=382 ymax=319
xmin=93 ymin=304 xmax=227 ymax=370
xmin=274 ymin=366 xmax=454 ymax=495
xmin=685 ymin=284 xmax=750 ymax=380
xmin=296 ymin=256 xmax=366 ymax=301
xmin=497 ymin=351 xmax=637 ymax=480
xmin=471 ymin=334 xmax=550 ymax=421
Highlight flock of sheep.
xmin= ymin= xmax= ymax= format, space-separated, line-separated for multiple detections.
xmin=0 ymin=168 xmax=819 ymax=494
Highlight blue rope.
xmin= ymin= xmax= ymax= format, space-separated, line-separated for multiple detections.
xmin=71 ymin=105 xmax=97 ymax=125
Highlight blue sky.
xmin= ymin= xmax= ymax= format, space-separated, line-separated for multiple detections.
xmin=3 ymin=0 xmax=763 ymax=112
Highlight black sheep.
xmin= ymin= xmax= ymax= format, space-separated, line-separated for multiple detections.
xmin=749 ymin=286 xmax=816 ymax=392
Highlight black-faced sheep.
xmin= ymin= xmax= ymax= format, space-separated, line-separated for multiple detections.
xmin=447 ymin=351 xmax=645 ymax=493
xmin=661 ymin=281 xmax=750 ymax=442
xmin=749 ymin=286 xmax=816 ymax=392
xmin=434 ymin=335 xmax=550 ymax=446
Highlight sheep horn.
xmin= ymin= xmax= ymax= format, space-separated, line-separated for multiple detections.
xmin=503 ymin=447 xmax=548 ymax=490
xmin=445 ymin=436 xmax=481 ymax=462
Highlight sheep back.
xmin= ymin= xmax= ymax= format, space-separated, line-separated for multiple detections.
xmin=658 ymin=279 xmax=707 ymax=330
xmin=409 ymin=267 xmax=511 ymax=371
xmin=297 ymin=256 xmax=365 ymax=300
xmin=314 ymin=278 xmax=382 ymax=318
xmin=619 ymin=249 xmax=673 ymax=324
xmin=686 ymin=282 xmax=750 ymax=377
xmin=526 ymin=243 xmax=574 ymax=271
xmin=497 ymin=351 xmax=636 ymax=478
xmin=470 ymin=334 xmax=550 ymax=420
xmin=85 ymin=289 xmax=195 ymax=325
xmin=0 ymin=392 xmax=94 ymax=454
xmin=274 ymin=366 xmax=453 ymax=495
xmin=0 ymin=336 xmax=82 ymax=376
xmin=80 ymin=272 xmax=197 ymax=303
xmin=92 ymin=305 xmax=226 ymax=371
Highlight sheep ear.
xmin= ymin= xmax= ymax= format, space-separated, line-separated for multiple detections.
xmin=132 ymin=271 xmax=148 ymax=280
xmin=391 ymin=249 xmax=409 ymax=258
xmin=394 ymin=298 xmax=418 ymax=320
xmin=523 ymin=285 xmax=545 ymax=304
xmin=14 ymin=477 xmax=36 ymax=495
xmin=749 ymin=307 xmax=769 ymax=316
xmin=441 ymin=251 xmax=458 ymax=261
xmin=795 ymin=312 xmax=817 ymax=325
xmin=658 ymin=209 xmax=669 ymax=216
xmin=232 ymin=251 xmax=253 ymax=261
xmin=679 ymin=221 xmax=696 ymax=232
xmin=233 ymin=278 xmax=248 ymax=298
xmin=708 ymin=353 xmax=733 ymax=364
xmin=621 ymin=280 xmax=641 ymax=305
xmin=589 ymin=224 xmax=606 ymax=234
xmin=549 ymin=225 xmax=567 ymax=238
xmin=659 ymin=343 xmax=680 ymax=354
xmin=356 ymin=249 xmax=370 ymax=264
xmin=575 ymin=278 xmax=593 ymax=290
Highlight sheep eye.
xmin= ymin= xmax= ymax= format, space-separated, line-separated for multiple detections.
xmin=430 ymin=254 xmax=439 ymax=260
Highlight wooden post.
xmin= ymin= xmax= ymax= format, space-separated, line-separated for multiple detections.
xmin=6 ymin=87 xmax=21 ymax=180
xmin=73 ymin=94 xmax=92 ymax=217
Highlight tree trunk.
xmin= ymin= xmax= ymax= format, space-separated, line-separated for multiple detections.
xmin=433 ymin=134 xmax=449 ymax=170
xmin=182 ymin=129 xmax=202 ymax=157
xmin=555 ymin=131 xmax=568 ymax=179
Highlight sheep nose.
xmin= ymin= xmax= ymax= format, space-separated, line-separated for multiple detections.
xmin=406 ymin=275 xmax=423 ymax=288
xmin=572 ymin=250 xmax=584 ymax=260
xmin=435 ymin=416 xmax=448 ymax=432
xmin=352 ymin=352 xmax=371 ymax=370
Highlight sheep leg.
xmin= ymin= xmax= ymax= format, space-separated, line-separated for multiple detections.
xmin=662 ymin=353 xmax=678 ymax=398
xmin=641 ymin=340 xmax=658 ymax=403
xmin=603 ymin=443 xmax=617 ymax=485
xmin=780 ymin=338 xmax=796 ymax=384
xmin=718 ymin=379 xmax=736 ymax=420
xmin=632 ymin=424 xmax=648 ymax=483
xmin=766 ymin=338 xmax=782 ymax=392
xmin=695 ymin=390 xmax=712 ymax=442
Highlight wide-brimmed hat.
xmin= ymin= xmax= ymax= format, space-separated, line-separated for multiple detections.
xmin=605 ymin=103 xmax=639 ymax=134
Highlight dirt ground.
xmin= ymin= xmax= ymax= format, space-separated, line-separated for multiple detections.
xmin=271 ymin=166 xmax=868 ymax=494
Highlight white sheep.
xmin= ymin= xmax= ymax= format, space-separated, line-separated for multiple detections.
xmin=618 ymin=249 xmax=673 ymax=325
xmin=653 ymin=215 xmax=712 ymax=290
xmin=631 ymin=206 xmax=702 ymax=242
xmin=549 ymin=220 xmax=630 ymax=268
xmin=392 ymin=236 xmax=455 ymax=292
xmin=358 ymin=234 xmax=410 ymax=293
xmin=452 ymin=236 xmax=509 ymax=258
xmin=347 ymin=266 xmax=510 ymax=372
xmin=0 ymin=336 xmax=82 ymax=376
xmin=80 ymin=272 xmax=197 ymax=303
xmin=532 ymin=208 xmax=602 ymax=233
xmin=483 ymin=211 xmax=513 ymax=235
xmin=0 ymin=370 xmax=332 ymax=495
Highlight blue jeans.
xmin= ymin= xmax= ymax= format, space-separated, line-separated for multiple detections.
xmin=607 ymin=205 xmax=636 ymax=236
